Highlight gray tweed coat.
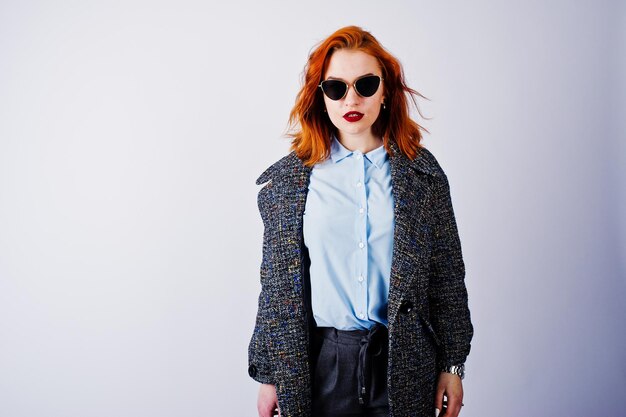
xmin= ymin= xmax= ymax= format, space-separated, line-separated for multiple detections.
xmin=248 ymin=140 xmax=473 ymax=417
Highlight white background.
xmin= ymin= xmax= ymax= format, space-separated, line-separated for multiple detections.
xmin=1 ymin=1 xmax=624 ymax=416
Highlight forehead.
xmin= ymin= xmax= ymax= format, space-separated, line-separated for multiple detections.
xmin=324 ymin=49 xmax=381 ymax=80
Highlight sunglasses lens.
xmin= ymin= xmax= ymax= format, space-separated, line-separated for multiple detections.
xmin=321 ymin=80 xmax=347 ymax=101
xmin=355 ymin=75 xmax=381 ymax=97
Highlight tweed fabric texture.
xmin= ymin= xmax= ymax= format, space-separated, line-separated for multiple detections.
xmin=248 ymin=140 xmax=473 ymax=417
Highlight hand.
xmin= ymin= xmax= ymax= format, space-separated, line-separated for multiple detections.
xmin=257 ymin=383 xmax=280 ymax=417
xmin=435 ymin=372 xmax=464 ymax=417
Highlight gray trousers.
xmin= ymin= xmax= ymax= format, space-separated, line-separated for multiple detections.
xmin=310 ymin=324 xmax=390 ymax=417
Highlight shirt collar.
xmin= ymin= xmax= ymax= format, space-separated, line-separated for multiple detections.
xmin=330 ymin=135 xmax=352 ymax=163
xmin=364 ymin=141 xmax=388 ymax=169
xmin=330 ymin=135 xmax=388 ymax=169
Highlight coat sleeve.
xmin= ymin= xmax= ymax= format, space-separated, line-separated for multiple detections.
xmin=247 ymin=182 xmax=276 ymax=385
xmin=428 ymin=174 xmax=474 ymax=368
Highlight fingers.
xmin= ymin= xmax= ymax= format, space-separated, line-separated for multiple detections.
xmin=435 ymin=372 xmax=464 ymax=417
xmin=256 ymin=405 xmax=268 ymax=417
xmin=257 ymin=384 xmax=279 ymax=417
xmin=258 ymin=404 xmax=278 ymax=417
xmin=434 ymin=376 xmax=446 ymax=410
xmin=444 ymin=379 xmax=463 ymax=417
xmin=445 ymin=394 xmax=464 ymax=417
xmin=434 ymin=384 xmax=445 ymax=416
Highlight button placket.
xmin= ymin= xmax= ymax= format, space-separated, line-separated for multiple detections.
xmin=354 ymin=151 xmax=368 ymax=321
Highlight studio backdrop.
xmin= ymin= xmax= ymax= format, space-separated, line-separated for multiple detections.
xmin=0 ymin=1 xmax=624 ymax=416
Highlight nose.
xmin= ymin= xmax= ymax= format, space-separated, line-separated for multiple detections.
xmin=344 ymin=84 xmax=361 ymax=105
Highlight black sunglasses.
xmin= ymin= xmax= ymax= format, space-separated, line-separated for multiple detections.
xmin=318 ymin=74 xmax=383 ymax=101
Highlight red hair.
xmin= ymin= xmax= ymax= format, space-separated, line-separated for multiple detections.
xmin=288 ymin=26 xmax=428 ymax=166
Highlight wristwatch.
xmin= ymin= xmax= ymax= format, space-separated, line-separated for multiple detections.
xmin=442 ymin=364 xmax=465 ymax=380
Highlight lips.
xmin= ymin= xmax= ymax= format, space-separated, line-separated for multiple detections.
xmin=343 ymin=111 xmax=364 ymax=122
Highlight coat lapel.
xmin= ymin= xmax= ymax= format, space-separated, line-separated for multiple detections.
xmin=263 ymin=153 xmax=312 ymax=319
xmin=387 ymin=141 xmax=437 ymax=325
xmin=281 ymin=156 xmax=311 ymax=305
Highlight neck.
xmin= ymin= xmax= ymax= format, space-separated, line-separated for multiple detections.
xmin=337 ymin=132 xmax=383 ymax=154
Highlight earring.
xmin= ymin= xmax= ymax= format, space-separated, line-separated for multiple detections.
xmin=382 ymin=102 xmax=386 ymax=110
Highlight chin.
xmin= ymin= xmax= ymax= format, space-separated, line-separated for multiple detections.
xmin=338 ymin=128 xmax=363 ymax=137
xmin=341 ymin=123 xmax=371 ymax=135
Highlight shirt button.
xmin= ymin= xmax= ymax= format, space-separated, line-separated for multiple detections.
xmin=355 ymin=153 xmax=362 ymax=160
xmin=358 ymin=242 xmax=364 ymax=249
xmin=356 ymin=181 xmax=362 ymax=187
xmin=359 ymin=313 xmax=365 ymax=319
xmin=358 ymin=275 xmax=364 ymax=282
xmin=359 ymin=207 xmax=364 ymax=214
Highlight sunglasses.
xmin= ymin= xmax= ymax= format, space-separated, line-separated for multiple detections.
xmin=318 ymin=74 xmax=383 ymax=101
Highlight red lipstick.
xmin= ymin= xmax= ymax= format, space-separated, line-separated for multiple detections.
xmin=343 ymin=111 xmax=364 ymax=122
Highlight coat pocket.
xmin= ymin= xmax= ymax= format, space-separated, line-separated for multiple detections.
xmin=418 ymin=313 xmax=442 ymax=348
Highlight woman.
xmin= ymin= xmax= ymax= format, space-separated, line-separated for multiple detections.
xmin=248 ymin=26 xmax=473 ymax=417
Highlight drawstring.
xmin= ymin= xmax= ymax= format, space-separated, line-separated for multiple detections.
xmin=357 ymin=324 xmax=386 ymax=405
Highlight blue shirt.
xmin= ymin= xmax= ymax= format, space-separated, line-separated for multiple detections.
xmin=303 ymin=136 xmax=395 ymax=330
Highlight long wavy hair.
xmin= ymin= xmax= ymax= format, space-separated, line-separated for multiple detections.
xmin=288 ymin=26 xmax=429 ymax=167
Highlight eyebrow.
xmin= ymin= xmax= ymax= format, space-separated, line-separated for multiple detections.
xmin=325 ymin=72 xmax=376 ymax=81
